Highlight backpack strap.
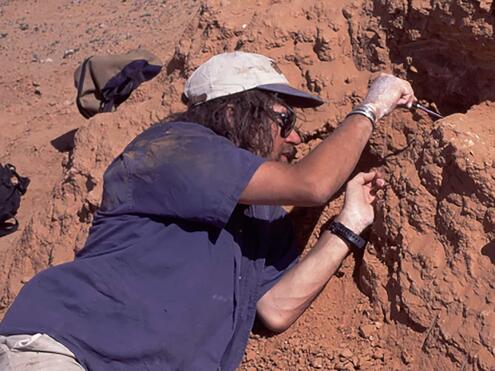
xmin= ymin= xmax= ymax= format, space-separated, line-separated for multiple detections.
xmin=75 ymin=57 xmax=94 ymax=119
xmin=0 ymin=164 xmax=30 ymax=238
xmin=5 ymin=164 xmax=29 ymax=194
xmin=0 ymin=218 xmax=18 ymax=237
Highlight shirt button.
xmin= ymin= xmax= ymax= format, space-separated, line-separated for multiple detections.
xmin=238 ymin=276 xmax=242 ymax=280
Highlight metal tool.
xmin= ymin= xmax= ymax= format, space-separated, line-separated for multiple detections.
xmin=412 ymin=102 xmax=444 ymax=120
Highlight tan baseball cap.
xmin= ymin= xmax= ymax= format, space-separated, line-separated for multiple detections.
xmin=183 ymin=52 xmax=324 ymax=108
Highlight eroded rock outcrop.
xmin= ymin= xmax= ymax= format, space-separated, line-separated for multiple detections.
xmin=361 ymin=103 xmax=495 ymax=369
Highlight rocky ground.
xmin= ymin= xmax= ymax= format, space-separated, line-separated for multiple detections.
xmin=1 ymin=0 xmax=494 ymax=370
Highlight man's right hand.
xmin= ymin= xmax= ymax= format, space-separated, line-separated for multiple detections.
xmin=362 ymin=74 xmax=416 ymax=121
xmin=241 ymin=75 xmax=411 ymax=207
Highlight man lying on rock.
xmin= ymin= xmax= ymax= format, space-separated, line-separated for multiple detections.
xmin=0 ymin=51 xmax=415 ymax=371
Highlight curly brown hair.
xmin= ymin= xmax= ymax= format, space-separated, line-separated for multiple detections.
xmin=166 ymin=89 xmax=287 ymax=157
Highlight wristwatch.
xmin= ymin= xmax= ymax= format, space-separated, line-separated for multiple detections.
xmin=327 ymin=221 xmax=366 ymax=251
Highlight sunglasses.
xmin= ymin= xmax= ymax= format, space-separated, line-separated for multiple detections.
xmin=267 ymin=105 xmax=297 ymax=138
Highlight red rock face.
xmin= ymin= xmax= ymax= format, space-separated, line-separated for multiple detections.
xmin=0 ymin=0 xmax=494 ymax=369
xmin=361 ymin=103 xmax=495 ymax=369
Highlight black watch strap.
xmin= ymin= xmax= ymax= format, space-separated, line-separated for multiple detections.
xmin=327 ymin=221 xmax=366 ymax=251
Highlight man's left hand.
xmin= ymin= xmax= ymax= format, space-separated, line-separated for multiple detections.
xmin=335 ymin=171 xmax=385 ymax=235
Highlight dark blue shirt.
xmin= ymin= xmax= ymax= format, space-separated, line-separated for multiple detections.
xmin=0 ymin=122 xmax=298 ymax=371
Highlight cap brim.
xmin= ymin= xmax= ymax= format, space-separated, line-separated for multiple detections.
xmin=256 ymin=83 xmax=324 ymax=108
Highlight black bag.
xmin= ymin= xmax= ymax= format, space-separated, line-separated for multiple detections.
xmin=0 ymin=163 xmax=30 ymax=237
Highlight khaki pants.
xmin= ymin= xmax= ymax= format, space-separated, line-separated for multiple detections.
xmin=0 ymin=333 xmax=85 ymax=370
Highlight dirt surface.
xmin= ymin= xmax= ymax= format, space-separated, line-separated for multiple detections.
xmin=1 ymin=0 xmax=494 ymax=370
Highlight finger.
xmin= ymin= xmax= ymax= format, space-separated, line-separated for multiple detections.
xmin=371 ymin=167 xmax=385 ymax=179
xmin=369 ymin=177 xmax=384 ymax=192
xmin=397 ymin=93 xmax=415 ymax=107
xmin=405 ymin=94 xmax=417 ymax=108
xmin=370 ymin=171 xmax=386 ymax=188
xmin=367 ymin=193 xmax=377 ymax=203
xmin=351 ymin=171 xmax=377 ymax=185
xmin=366 ymin=175 xmax=385 ymax=201
xmin=368 ymin=171 xmax=385 ymax=187
xmin=374 ymin=178 xmax=386 ymax=188
xmin=403 ymin=80 xmax=414 ymax=95
xmin=375 ymin=72 xmax=392 ymax=81
xmin=395 ymin=80 xmax=414 ymax=102
xmin=366 ymin=184 xmax=378 ymax=203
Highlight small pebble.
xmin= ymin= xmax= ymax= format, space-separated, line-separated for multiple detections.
xmin=340 ymin=349 xmax=353 ymax=359
xmin=63 ymin=48 xmax=76 ymax=58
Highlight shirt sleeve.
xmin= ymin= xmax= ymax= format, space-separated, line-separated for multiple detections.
xmin=257 ymin=207 xmax=300 ymax=298
xmin=100 ymin=122 xmax=265 ymax=228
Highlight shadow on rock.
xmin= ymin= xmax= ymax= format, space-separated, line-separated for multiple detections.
xmin=50 ymin=128 xmax=78 ymax=152
xmin=481 ymin=240 xmax=495 ymax=264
